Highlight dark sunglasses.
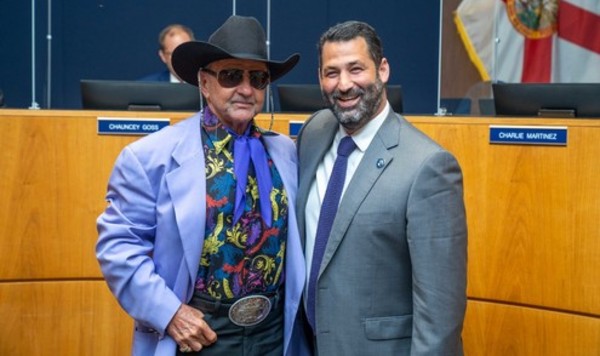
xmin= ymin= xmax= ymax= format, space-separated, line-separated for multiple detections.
xmin=201 ymin=68 xmax=270 ymax=90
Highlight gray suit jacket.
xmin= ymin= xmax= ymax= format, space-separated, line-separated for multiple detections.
xmin=296 ymin=109 xmax=467 ymax=355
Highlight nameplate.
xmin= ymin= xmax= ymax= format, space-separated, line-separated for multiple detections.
xmin=97 ymin=117 xmax=170 ymax=135
xmin=489 ymin=125 xmax=567 ymax=146
xmin=289 ymin=121 xmax=304 ymax=138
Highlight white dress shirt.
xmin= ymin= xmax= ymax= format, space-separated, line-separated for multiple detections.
xmin=304 ymin=102 xmax=391 ymax=292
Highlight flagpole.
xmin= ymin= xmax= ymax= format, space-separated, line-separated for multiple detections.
xmin=265 ymin=0 xmax=271 ymax=112
xmin=492 ymin=0 xmax=500 ymax=83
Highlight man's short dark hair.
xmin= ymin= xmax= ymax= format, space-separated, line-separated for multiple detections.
xmin=318 ymin=21 xmax=384 ymax=69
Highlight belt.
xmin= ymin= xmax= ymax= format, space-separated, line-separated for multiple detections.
xmin=190 ymin=290 xmax=283 ymax=327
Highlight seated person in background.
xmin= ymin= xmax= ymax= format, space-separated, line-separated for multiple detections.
xmin=139 ymin=24 xmax=195 ymax=82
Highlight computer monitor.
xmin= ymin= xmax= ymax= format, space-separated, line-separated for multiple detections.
xmin=276 ymin=84 xmax=403 ymax=113
xmin=276 ymin=84 xmax=327 ymax=112
xmin=80 ymin=79 xmax=201 ymax=111
xmin=492 ymin=83 xmax=600 ymax=118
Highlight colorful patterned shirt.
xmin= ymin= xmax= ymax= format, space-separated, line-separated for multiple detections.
xmin=195 ymin=113 xmax=288 ymax=299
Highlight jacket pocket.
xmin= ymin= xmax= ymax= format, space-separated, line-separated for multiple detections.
xmin=364 ymin=315 xmax=413 ymax=340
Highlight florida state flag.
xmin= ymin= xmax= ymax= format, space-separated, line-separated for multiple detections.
xmin=455 ymin=0 xmax=600 ymax=83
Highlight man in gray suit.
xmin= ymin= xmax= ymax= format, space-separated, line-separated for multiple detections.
xmin=296 ymin=21 xmax=468 ymax=355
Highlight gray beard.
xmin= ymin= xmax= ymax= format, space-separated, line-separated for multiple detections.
xmin=325 ymin=78 xmax=385 ymax=132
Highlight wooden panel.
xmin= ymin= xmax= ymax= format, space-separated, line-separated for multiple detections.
xmin=463 ymin=300 xmax=600 ymax=356
xmin=1 ymin=110 xmax=599 ymax=355
xmin=1 ymin=116 xmax=131 ymax=279
xmin=411 ymin=117 xmax=600 ymax=316
xmin=0 ymin=281 xmax=132 ymax=355
xmin=0 ymin=110 xmax=305 ymax=280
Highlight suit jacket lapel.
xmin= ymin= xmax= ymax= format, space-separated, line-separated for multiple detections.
xmin=165 ymin=113 xmax=206 ymax=293
xmin=263 ymin=134 xmax=307 ymax=334
xmin=263 ymin=135 xmax=297 ymax=205
xmin=319 ymin=112 xmax=401 ymax=276
xmin=297 ymin=112 xmax=338 ymax=242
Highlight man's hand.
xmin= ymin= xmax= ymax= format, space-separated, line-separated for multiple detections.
xmin=167 ymin=304 xmax=218 ymax=352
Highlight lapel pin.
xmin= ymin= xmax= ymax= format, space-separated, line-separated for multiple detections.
xmin=376 ymin=158 xmax=385 ymax=168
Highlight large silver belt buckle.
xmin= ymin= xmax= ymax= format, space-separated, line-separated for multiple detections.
xmin=228 ymin=295 xmax=272 ymax=327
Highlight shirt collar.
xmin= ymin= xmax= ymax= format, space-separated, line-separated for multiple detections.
xmin=201 ymin=108 xmax=261 ymax=155
xmin=336 ymin=101 xmax=390 ymax=152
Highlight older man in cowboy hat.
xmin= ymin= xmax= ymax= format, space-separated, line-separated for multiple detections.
xmin=96 ymin=15 xmax=310 ymax=356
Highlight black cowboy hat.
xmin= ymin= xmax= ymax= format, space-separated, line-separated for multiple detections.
xmin=172 ymin=15 xmax=300 ymax=86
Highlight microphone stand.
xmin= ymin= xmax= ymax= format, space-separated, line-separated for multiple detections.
xmin=46 ymin=0 xmax=52 ymax=108
xmin=435 ymin=0 xmax=447 ymax=116
xmin=29 ymin=0 xmax=40 ymax=109
xmin=265 ymin=0 xmax=271 ymax=112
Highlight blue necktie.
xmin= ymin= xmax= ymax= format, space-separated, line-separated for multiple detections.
xmin=307 ymin=135 xmax=357 ymax=332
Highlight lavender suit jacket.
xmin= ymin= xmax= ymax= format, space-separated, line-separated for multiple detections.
xmin=96 ymin=113 xmax=309 ymax=356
